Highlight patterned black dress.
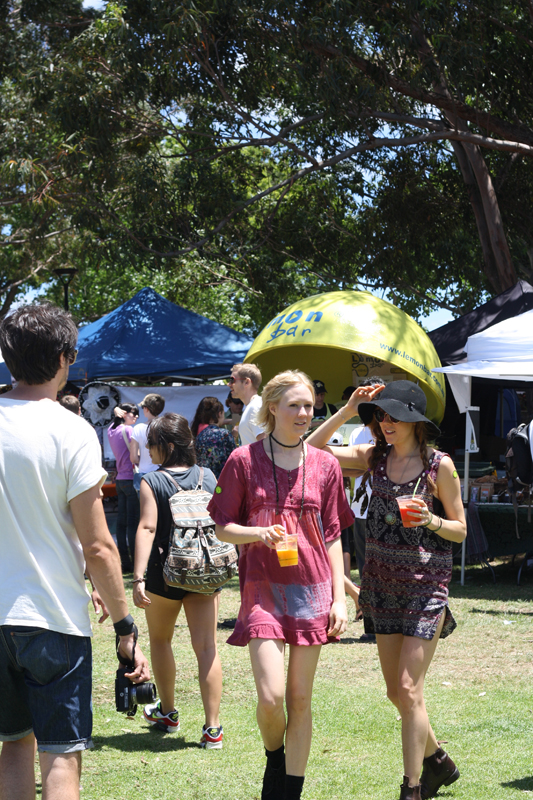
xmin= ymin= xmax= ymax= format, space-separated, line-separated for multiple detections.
xmin=359 ymin=449 xmax=456 ymax=640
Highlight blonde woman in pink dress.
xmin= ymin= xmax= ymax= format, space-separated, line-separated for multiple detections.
xmin=208 ymin=370 xmax=352 ymax=800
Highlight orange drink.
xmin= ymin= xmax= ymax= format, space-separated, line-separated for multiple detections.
xmin=275 ymin=533 xmax=298 ymax=567
xmin=396 ymin=495 xmax=423 ymax=528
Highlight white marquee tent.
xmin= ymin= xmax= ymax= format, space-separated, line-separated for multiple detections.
xmin=433 ymin=309 xmax=533 ymax=583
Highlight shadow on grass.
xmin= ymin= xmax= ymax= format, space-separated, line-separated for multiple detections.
xmin=470 ymin=607 xmax=533 ymax=616
xmin=93 ymin=730 xmax=202 ymax=752
xmin=450 ymin=563 xmax=533 ymax=601
xmin=501 ymin=776 xmax=533 ymax=790
xmin=338 ymin=637 xmax=376 ymax=645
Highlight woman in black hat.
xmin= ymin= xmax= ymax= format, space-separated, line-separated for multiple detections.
xmin=307 ymin=381 xmax=466 ymax=800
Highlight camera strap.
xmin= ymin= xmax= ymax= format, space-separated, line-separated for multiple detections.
xmin=115 ymin=623 xmax=139 ymax=669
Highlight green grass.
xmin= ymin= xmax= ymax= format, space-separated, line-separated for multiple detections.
xmin=46 ymin=560 xmax=533 ymax=798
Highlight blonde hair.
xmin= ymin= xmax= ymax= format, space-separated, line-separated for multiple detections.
xmin=232 ymin=362 xmax=262 ymax=390
xmin=257 ymin=370 xmax=315 ymax=435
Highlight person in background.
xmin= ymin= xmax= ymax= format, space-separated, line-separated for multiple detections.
xmin=59 ymin=394 xmax=81 ymax=415
xmin=347 ymin=377 xmax=386 ymax=643
xmin=191 ymin=396 xmax=236 ymax=479
xmin=133 ymin=414 xmax=224 ymax=749
xmin=209 ymin=370 xmax=351 ymax=800
xmin=225 ymin=392 xmax=244 ymax=418
xmin=228 ymin=362 xmax=264 ymax=446
xmin=0 ymin=303 xmax=149 ymax=800
xmin=309 ymin=380 xmax=338 ymax=429
xmin=221 ymin=392 xmax=244 ymax=443
xmin=130 ymin=393 xmax=166 ymax=494
xmin=340 ymin=386 xmax=357 ymax=404
xmin=308 ymin=381 xmax=466 ymax=800
xmin=108 ymin=403 xmax=140 ymax=573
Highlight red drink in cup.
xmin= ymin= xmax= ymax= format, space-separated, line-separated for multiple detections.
xmin=396 ymin=495 xmax=423 ymax=528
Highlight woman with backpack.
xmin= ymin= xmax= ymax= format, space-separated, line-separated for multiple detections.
xmin=132 ymin=413 xmax=224 ymax=749
xmin=208 ymin=370 xmax=352 ymax=800
xmin=306 ymin=381 xmax=466 ymax=800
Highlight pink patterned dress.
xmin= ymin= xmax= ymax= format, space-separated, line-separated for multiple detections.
xmin=207 ymin=441 xmax=354 ymax=646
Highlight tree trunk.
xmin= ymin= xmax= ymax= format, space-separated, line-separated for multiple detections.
xmin=411 ymin=17 xmax=517 ymax=293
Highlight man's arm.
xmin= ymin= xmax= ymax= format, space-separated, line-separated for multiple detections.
xmin=130 ymin=437 xmax=140 ymax=466
xmin=70 ymin=485 xmax=150 ymax=682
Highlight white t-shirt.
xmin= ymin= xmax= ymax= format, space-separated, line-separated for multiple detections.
xmin=349 ymin=425 xmax=375 ymax=520
xmin=0 ymin=399 xmax=107 ymax=637
xmin=131 ymin=422 xmax=158 ymax=474
xmin=238 ymin=393 xmax=264 ymax=446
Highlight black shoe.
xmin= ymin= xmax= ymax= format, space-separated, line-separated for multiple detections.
xmin=420 ymin=748 xmax=460 ymax=799
xmin=262 ymin=755 xmax=286 ymax=799
xmin=359 ymin=632 xmax=376 ymax=643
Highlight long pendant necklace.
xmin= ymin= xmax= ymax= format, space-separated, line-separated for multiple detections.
xmin=269 ymin=433 xmax=306 ymax=520
xmin=384 ymin=446 xmax=421 ymax=526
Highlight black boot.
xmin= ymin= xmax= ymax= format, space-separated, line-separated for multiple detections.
xmin=261 ymin=749 xmax=286 ymax=800
xmin=399 ymin=776 xmax=422 ymax=800
xmin=420 ymin=748 xmax=460 ymax=799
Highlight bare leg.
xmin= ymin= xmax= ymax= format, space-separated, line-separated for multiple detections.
xmin=144 ymin=592 xmax=182 ymax=715
xmin=284 ymin=644 xmax=322 ymax=777
xmin=39 ymin=752 xmax=81 ymax=800
xmin=249 ymin=639 xmax=286 ymax=752
xmin=376 ymin=614 xmax=445 ymax=787
xmin=0 ymin=734 xmax=36 ymax=800
xmin=183 ymin=592 xmax=222 ymax=728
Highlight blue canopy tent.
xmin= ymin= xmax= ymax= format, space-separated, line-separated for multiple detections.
xmin=67 ymin=288 xmax=253 ymax=383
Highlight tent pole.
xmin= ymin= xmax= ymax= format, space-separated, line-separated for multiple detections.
xmin=461 ymin=450 xmax=469 ymax=586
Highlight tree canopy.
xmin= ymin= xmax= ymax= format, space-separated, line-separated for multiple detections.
xmin=2 ymin=0 xmax=533 ymax=329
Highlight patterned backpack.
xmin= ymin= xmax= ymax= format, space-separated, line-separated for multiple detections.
xmin=159 ymin=468 xmax=238 ymax=594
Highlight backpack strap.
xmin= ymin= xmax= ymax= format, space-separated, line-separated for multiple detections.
xmin=196 ymin=466 xmax=204 ymax=491
xmin=158 ymin=468 xmax=183 ymax=493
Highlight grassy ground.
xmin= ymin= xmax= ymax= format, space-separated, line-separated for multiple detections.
xmin=47 ymin=559 xmax=533 ymax=799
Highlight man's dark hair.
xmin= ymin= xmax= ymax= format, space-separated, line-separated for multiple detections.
xmin=59 ymin=394 xmax=80 ymax=414
xmin=146 ymin=413 xmax=196 ymax=468
xmin=360 ymin=376 xmax=386 ymax=387
xmin=0 ymin=303 xmax=78 ymax=385
xmin=140 ymin=393 xmax=165 ymax=416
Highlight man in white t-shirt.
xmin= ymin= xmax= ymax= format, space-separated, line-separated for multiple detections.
xmin=130 ymin=393 xmax=166 ymax=493
xmin=228 ymin=362 xmax=264 ymax=446
xmin=0 ymin=303 xmax=149 ymax=800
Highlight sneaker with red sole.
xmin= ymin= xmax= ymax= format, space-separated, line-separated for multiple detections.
xmin=200 ymin=724 xmax=223 ymax=749
xmin=143 ymin=700 xmax=180 ymax=733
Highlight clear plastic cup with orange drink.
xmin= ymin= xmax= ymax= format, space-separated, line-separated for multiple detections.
xmin=396 ymin=495 xmax=423 ymax=528
xmin=275 ymin=529 xmax=298 ymax=567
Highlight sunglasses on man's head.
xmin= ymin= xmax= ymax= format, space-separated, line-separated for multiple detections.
xmin=374 ymin=408 xmax=400 ymax=424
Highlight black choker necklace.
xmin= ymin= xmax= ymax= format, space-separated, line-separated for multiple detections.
xmin=269 ymin=433 xmax=306 ymax=520
xmin=270 ymin=433 xmax=303 ymax=448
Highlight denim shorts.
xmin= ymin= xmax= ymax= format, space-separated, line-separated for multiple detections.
xmin=0 ymin=625 xmax=93 ymax=752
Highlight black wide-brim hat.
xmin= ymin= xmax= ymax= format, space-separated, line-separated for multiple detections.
xmin=358 ymin=380 xmax=441 ymax=438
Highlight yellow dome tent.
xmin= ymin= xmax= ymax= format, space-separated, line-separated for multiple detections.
xmin=245 ymin=290 xmax=445 ymax=423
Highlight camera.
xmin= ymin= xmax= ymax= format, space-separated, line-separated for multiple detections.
xmin=115 ymin=666 xmax=156 ymax=717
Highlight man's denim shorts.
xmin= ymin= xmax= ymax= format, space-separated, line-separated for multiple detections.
xmin=0 ymin=625 xmax=93 ymax=753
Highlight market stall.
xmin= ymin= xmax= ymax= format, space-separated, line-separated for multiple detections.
xmin=434 ymin=309 xmax=533 ymax=584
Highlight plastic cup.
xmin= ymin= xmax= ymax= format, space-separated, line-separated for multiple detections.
xmin=275 ymin=533 xmax=299 ymax=567
xmin=396 ymin=495 xmax=423 ymax=528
